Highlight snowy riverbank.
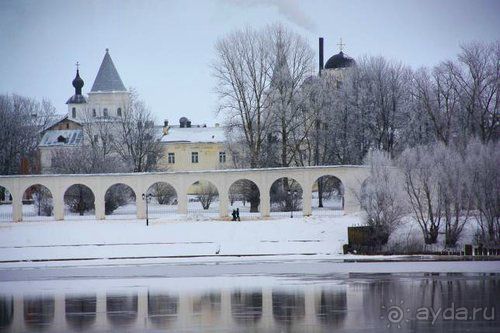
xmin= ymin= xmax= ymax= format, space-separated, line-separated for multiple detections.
xmin=0 ymin=214 xmax=361 ymax=265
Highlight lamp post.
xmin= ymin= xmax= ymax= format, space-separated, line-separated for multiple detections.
xmin=142 ymin=193 xmax=152 ymax=226
xmin=288 ymin=190 xmax=298 ymax=218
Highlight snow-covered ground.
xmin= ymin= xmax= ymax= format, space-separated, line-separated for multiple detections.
xmin=0 ymin=213 xmax=359 ymax=266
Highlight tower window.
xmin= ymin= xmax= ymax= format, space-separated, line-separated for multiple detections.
xmin=92 ymin=109 xmax=96 ymax=117
xmin=103 ymin=108 xmax=108 ymax=117
xmin=219 ymin=151 xmax=226 ymax=163
xmin=71 ymin=107 xmax=76 ymax=118
xmin=117 ymin=108 xmax=122 ymax=117
xmin=168 ymin=153 xmax=175 ymax=164
xmin=191 ymin=152 xmax=199 ymax=163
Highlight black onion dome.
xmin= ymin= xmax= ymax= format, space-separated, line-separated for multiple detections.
xmin=72 ymin=69 xmax=84 ymax=90
xmin=324 ymin=51 xmax=355 ymax=69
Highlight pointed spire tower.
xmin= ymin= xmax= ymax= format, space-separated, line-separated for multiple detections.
xmin=87 ymin=49 xmax=129 ymax=119
xmin=91 ymin=49 xmax=126 ymax=92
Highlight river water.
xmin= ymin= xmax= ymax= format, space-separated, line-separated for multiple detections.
xmin=0 ymin=261 xmax=498 ymax=332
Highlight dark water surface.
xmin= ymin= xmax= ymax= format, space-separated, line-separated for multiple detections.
xmin=0 ymin=272 xmax=498 ymax=332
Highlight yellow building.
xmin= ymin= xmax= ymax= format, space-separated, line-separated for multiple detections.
xmin=158 ymin=117 xmax=229 ymax=172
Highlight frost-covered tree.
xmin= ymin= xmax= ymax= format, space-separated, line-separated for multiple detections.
xmin=360 ymin=150 xmax=407 ymax=244
xmin=398 ymin=145 xmax=443 ymax=244
xmin=465 ymin=139 xmax=500 ymax=245
xmin=0 ymin=94 xmax=56 ymax=175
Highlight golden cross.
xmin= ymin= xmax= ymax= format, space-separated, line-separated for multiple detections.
xmin=337 ymin=38 xmax=345 ymax=52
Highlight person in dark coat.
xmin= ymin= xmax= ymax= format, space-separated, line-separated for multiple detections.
xmin=231 ymin=209 xmax=237 ymax=221
xmin=236 ymin=208 xmax=241 ymax=221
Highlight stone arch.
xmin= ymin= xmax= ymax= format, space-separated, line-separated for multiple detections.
xmin=269 ymin=177 xmax=303 ymax=216
xmin=65 ymin=294 xmax=96 ymax=330
xmin=311 ymin=175 xmax=345 ymax=215
xmin=104 ymin=183 xmax=137 ymax=219
xmin=228 ymin=179 xmax=261 ymax=215
xmin=187 ymin=180 xmax=219 ymax=215
xmin=146 ymin=182 xmax=178 ymax=219
xmin=21 ymin=184 xmax=54 ymax=221
xmin=0 ymin=185 xmax=13 ymax=222
xmin=63 ymin=184 xmax=95 ymax=219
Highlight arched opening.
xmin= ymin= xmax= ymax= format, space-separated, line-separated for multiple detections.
xmin=272 ymin=291 xmax=305 ymax=327
xmin=106 ymin=293 xmax=138 ymax=327
xmin=24 ymin=295 xmax=55 ymax=330
xmin=187 ymin=180 xmax=219 ymax=216
xmin=146 ymin=182 xmax=178 ymax=219
xmin=311 ymin=175 xmax=344 ymax=216
xmin=0 ymin=186 xmax=13 ymax=222
xmin=228 ymin=179 xmax=260 ymax=219
xmin=231 ymin=290 xmax=262 ymax=325
xmin=269 ymin=177 xmax=303 ymax=217
xmin=147 ymin=293 xmax=178 ymax=328
xmin=22 ymin=185 xmax=54 ymax=221
xmin=65 ymin=294 xmax=96 ymax=330
xmin=64 ymin=184 xmax=95 ymax=219
xmin=315 ymin=289 xmax=347 ymax=328
xmin=105 ymin=184 xmax=136 ymax=219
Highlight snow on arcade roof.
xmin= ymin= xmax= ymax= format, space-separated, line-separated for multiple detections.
xmin=39 ymin=130 xmax=83 ymax=147
xmin=161 ymin=126 xmax=226 ymax=144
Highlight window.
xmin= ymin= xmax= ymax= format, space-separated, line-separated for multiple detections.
xmin=191 ymin=152 xmax=199 ymax=163
xmin=92 ymin=109 xmax=96 ymax=117
xmin=219 ymin=151 xmax=226 ymax=163
xmin=103 ymin=108 xmax=108 ymax=117
xmin=71 ymin=107 xmax=76 ymax=118
xmin=66 ymin=123 xmax=69 ymax=129
xmin=117 ymin=108 xmax=122 ymax=117
xmin=168 ymin=153 xmax=175 ymax=164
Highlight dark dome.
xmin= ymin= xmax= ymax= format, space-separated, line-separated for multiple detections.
xmin=72 ymin=70 xmax=84 ymax=90
xmin=324 ymin=51 xmax=355 ymax=70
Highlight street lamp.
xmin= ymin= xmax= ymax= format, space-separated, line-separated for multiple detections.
xmin=288 ymin=190 xmax=298 ymax=218
xmin=142 ymin=193 xmax=153 ymax=226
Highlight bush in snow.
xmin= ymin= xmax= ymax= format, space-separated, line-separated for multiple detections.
xmin=197 ymin=182 xmax=219 ymax=210
xmin=105 ymin=184 xmax=135 ymax=215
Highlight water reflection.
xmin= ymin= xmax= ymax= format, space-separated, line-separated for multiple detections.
xmin=272 ymin=290 xmax=305 ymax=326
xmin=65 ymin=294 xmax=96 ymax=331
xmin=231 ymin=290 xmax=262 ymax=325
xmin=0 ymin=273 xmax=497 ymax=332
xmin=106 ymin=293 xmax=137 ymax=327
xmin=316 ymin=289 xmax=347 ymax=329
xmin=147 ymin=293 xmax=178 ymax=328
xmin=0 ymin=296 xmax=13 ymax=329
xmin=23 ymin=296 xmax=54 ymax=331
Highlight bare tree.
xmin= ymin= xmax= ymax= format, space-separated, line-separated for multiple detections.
xmin=398 ymin=145 xmax=443 ymax=244
xmin=446 ymin=42 xmax=499 ymax=143
xmin=465 ymin=139 xmax=500 ymax=245
xmin=0 ymin=94 xmax=56 ymax=175
xmin=360 ymin=150 xmax=408 ymax=244
xmin=213 ymin=27 xmax=274 ymax=168
xmin=112 ymin=90 xmax=163 ymax=172
xmin=197 ymin=182 xmax=219 ymax=210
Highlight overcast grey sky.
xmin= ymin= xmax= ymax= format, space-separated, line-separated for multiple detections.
xmin=1 ymin=0 xmax=499 ymax=124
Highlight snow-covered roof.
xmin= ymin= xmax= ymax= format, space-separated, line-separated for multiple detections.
xmin=39 ymin=129 xmax=83 ymax=147
xmin=161 ymin=126 xmax=226 ymax=143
